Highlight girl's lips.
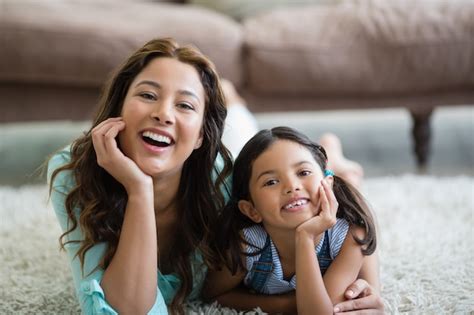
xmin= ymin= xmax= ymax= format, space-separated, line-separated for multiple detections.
xmin=281 ymin=198 xmax=310 ymax=212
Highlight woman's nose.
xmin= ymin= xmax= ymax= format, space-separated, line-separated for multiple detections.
xmin=151 ymin=102 xmax=174 ymax=125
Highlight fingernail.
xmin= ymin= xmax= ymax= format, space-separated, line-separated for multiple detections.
xmin=334 ymin=307 xmax=340 ymax=313
xmin=347 ymin=289 xmax=353 ymax=297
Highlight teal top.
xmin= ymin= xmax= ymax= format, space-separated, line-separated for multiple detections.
xmin=48 ymin=146 xmax=223 ymax=314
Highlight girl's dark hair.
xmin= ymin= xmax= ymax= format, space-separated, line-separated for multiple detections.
xmin=216 ymin=126 xmax=376 ymax=275
xmin=49 ymin=38 xmax=232 ymax=313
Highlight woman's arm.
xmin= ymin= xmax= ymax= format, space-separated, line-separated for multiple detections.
xmin=92 ymin=118 xmax=158 ymax=314
xmin=100 ymin=188 xmax=157 ymax=314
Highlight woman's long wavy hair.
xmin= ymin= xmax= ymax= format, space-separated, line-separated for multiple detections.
xmin=215 ymin=126 xmax=376 ymax=275
xmin=49 ymin=38 xmax=233 ymax=313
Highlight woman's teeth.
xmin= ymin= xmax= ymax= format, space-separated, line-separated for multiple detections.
xmin=142 ymin=131 xmax=171 ymax=144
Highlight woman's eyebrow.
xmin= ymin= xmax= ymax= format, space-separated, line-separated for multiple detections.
xmin=134 ymin=80 xmax=201 ymax=103
xmin=135 ymin=80 xmax=161 ymax=89
xmin=178 ymin=90 xmax=201 ymax=103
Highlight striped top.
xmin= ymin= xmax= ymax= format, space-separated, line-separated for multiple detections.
xmin=242 ymin=219 xmax=349 ymax=294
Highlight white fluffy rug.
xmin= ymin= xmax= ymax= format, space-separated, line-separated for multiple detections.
xmin=1 ymin=175 xmax=473 ymax=314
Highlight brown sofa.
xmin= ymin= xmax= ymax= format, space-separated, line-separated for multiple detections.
xmin=1 ymin=0 xmax=473 ymax=169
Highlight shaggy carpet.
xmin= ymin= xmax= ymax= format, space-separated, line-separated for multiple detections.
xmin=1 ymin=175 xmax=473 ymax=314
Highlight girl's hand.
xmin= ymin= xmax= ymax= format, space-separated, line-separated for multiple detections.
xmin=333 ymin=279 xmax=385 ymax=314
xmin=92 ymin=117 xmax=152 ymax=194
xmin=296 ymin=177 xmax=338 ymax=239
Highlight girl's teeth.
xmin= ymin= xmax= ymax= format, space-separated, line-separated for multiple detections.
xmin=285 ymin=199 xmax=307 ymax=209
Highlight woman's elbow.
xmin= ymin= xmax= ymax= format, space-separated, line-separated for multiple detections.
xmin=107 ymin=291 xmax=157 ymax=315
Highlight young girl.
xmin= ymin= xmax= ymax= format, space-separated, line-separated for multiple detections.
xmin=205 ymin=126 xmax=377 ymax=314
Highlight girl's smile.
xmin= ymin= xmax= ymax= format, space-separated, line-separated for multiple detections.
xmin=281 ymin=197 xmax=310 ymax=212
xmin=241 ymin=139 xmax=325 ymax=230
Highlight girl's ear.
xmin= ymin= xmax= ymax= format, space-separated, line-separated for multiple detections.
xmin=238 ymin=200 xmax=262 ymax=223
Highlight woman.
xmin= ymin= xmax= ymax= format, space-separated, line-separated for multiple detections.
xmin=48 ymin=38 xmax=383 ymax=314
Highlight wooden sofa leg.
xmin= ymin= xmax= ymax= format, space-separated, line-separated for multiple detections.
xmin=410 ymin=108 xmax=434 ymax=172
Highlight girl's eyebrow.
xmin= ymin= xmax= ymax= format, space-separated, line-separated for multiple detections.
xmin=135 ymin=80 xmax=201 ymax=103
xmin=256 ymin=160 xmax=313 ymax=181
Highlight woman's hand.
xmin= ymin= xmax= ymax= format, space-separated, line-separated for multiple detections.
xmin=333 ymin=279 xmax=385 ymax=314
xmin=92 ymin=117 xmax=152 ymax=194
xmin=296 ymin=177 xmax=338 ymax=239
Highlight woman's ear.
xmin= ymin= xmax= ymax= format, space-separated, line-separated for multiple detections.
xmin=194 ymin=131 xmax=203 ymax=149
xmin=238 ymin=200 xmax=262 ymax=223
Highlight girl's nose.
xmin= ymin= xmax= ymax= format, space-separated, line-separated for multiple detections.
xmin=284 ymin=179 xmax=301 ymax=194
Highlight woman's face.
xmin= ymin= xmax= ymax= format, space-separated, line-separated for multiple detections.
xmin=118 ymin=57 xmax=206 ymax=179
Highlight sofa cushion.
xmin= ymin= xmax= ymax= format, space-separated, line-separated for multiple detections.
xmin=244 ymin=0 xmax=474 ymax=96
xmin=189 ymin=0 xmax=340 ymax=20
xmin=0 ymin=0 xmax=243 ymax=87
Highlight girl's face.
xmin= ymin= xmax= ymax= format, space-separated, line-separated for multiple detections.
xmin=118 ymin=57 xmax=205 ymax=178
xmin=239 ymin=139 xmax=325 ymax=231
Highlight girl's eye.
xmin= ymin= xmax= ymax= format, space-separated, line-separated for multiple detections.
xmin=263 ymin=179 xmax=278 ymax=187
xmin=298 ymin=170 xmax=312 ymax=177
xmin=140 ymin=92 xmax=156 ymax=100
xmin=177 ymin=102 xmax=195 ymax=111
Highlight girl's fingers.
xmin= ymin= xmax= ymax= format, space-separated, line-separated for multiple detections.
xmin=322 ymin=177 xmax=338 ymax=215
xmin=319 ymin=183 xmax=329 ymax=212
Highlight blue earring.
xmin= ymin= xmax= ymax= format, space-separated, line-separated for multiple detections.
xmin=324 ymin=169 xmax=334 ymax=177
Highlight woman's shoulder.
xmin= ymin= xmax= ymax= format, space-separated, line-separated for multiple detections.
xmin=47 ymin=145 xmax=75 ymax=193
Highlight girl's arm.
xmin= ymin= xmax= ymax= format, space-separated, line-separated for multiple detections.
xmin=215 ymin=287 xmax=297 ymax=314
xmin=333 ymin=255 xmax=385 ymax=314
xmin=293 ymin=178 xmax=339 ymax=314
xmin=204 ymin=251 xmax=298 ymax=314
xmin=322 ymin=226 xmax=366 ymax=305
xmin=358 ymin=251 xmax=380 ymax=293
xmin=204 ymin=265 xmax=297 ymax=313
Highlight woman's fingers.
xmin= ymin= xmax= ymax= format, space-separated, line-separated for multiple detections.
xmin=345 ymin=279 xmax=372 ymax=298
xmin=91 ymin=118 xmax=125 ymax=167
xmin=333 ymin=294 xmax=385 ymax=314
xmin=103 ymin=121 xmax=125 ymax=154
xmin=333 ymin=279 xmax=385 ymax=314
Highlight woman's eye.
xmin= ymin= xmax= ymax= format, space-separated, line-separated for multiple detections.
xmin=177 ymin=102 xmax=195 ymax=111
xmin=263 ymin=179 xmax=278 ymax=187
xmin=140 ymin=92 xmax=156 ymax=100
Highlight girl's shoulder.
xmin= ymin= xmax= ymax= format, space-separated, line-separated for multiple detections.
xmin=327 ymin=218 xmax=350 ymax=259
xmin=242 ymin=224 xmax=268 ymax=254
